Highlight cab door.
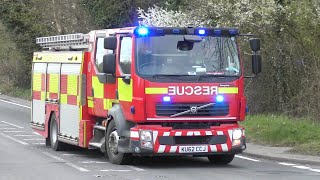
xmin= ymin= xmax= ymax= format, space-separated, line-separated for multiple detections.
xmin=89 ymin=36 xmax=116 ymax=117
xmin=116 ymin=36 xmax=133 ymax=119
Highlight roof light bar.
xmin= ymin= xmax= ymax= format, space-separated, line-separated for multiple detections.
xmin=198 ymin=29 xmax=206 ymax=35
xmin=136 ymin=27 xmax=149 ymax=36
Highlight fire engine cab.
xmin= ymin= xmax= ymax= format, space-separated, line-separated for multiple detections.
xmin=31 ymin=26 xmax=262 ymax=165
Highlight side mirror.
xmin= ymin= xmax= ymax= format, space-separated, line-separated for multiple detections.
xmin=103 ymin=54 xmax=116 ymax=74
xmin=104 ymin=37 xmax=117 ymax=50
xmin=177 ymin=41 xmax=194 ymax=51
xmin=252 ymin=54 xmax=262 ymax=74
xmin=250 ymin=38 xmax=260 ymax=51
xmin=184 ymin=35 xmax=203 ymax=42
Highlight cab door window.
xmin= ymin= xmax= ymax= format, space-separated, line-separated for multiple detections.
xmin=95 ymin=38 xmax=112 ymax=72
xmin=119 ymin=37 xmax=132 ymax=74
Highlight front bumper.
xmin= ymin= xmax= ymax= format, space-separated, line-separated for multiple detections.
xmin=123 ymin=125 xmax=246 ymax=155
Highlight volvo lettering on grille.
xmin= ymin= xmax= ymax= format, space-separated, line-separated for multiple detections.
xmin=190 ymin=106 xmax=198 ymax=114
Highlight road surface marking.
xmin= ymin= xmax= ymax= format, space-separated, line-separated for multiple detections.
xmin=82 ymin=161 xmax=109 ymax=164
xmin=235 ymin=155 xmax=260 ymax=162
xmin=22 ymin=138 xmax=44 ymax=141
xmin=0 ymin=128 xmax=16 ymax=130
xmin=0 ymin=99 xmax=31 ymax=109
xmin=126 ymin=165 xmax=146 ymax=172
xmin=99 ymin=169 xmax=131 ymax=172
xmin=62 ymin=153 xmax=86 ymax=156
xmin=42 ymin=152 xmax=89 ymax=172
xmin=293 ymin=165 xmax=311 ymax=170
xmin=279 ymin=162 xmax=320 ymax=173
xmin=278 ymin=162 xmax=296 ymax=166
xmin=309 ymin=169 xmax=320 ymax=173
xmin=1 ymin=121 xmax=24 ymax=129
xmin=3 ymin=131 xmax=26 ymax=133
xmin=14 ymin=134 xmax=36 ymax=137
xmin=33 ymin=132 xmax=41 ymax=136
xmin=42 ymin=152 xmax=64 ymax=161
xmin=0 ymin=133 xmax=29 ymax=145
xmin=65 ymin=162 xmax=90 ymax=172
xmin=63 ymin=153 xmax=78 ymax=156
xmin=32 ymin=142 xmax=45 ymax=145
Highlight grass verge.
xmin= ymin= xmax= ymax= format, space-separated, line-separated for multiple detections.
xmin=0 ymin=84 xmax=31 ymax=101
xmin=242 ymin=114 xmax=320 ymax=156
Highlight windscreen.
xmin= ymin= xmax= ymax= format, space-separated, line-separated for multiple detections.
xmin=136 ymin=35 xmax=240 ymax=77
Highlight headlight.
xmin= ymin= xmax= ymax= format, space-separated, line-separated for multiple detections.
xmin=140 ymin=130 xmax=152 ymax=142
xmin=232 ymin=129 xmax=242 ymax=140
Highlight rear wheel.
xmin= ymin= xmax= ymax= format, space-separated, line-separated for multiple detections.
xmin=106 ymin=120 xmax=131 ymax=165
xmin=49 ymin=114 xmax=63 ymax=151
xmin=208 ymin=154 xmax=235 ymax=165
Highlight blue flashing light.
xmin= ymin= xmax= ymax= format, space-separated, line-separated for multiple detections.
xmin=229 ymin=29 xmax=238 ymax=35
xmin=163 ymin=96 xmax=171 ymax=102
xmin=198 ymin=29 xmax=206 ymax=35
xmin=156 ymin=29 xmax=164 ymax=34
xmin=216 ymin=95 xmax=224 ymax=103
xmin=137 ymin=27 xmax=149 ymax=36
xmin=173 ymin=29 xmax=180 ymax=34
xmin=214 ymin=30 xmax=222 ymax=35
xmin=130 ymin=106 xmax=135 ymax=114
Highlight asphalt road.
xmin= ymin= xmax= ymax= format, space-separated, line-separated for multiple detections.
xmin=0 ymin=99 xmax=320 ymax=180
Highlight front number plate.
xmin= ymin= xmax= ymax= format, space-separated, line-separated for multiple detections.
xmin=179 ymin=146 xmax=208 ymax=153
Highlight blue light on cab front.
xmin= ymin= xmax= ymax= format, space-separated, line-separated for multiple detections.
xmin=216 ymin=95 xmax=224 ymax=103
xmin=163 ymin=96 xmax=171 ymax=102
xmin=198 ymin=29 xmax=206 ymax=35
xmin=137 ymin=27 xmax=149 ymax=36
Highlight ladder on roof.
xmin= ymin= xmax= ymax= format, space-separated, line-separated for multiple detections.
xmin=36 ymin=33 xmax=89 ymax=50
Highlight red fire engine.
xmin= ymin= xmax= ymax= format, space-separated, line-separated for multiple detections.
xmin=31 ymin=26 xmax=262 ymax=165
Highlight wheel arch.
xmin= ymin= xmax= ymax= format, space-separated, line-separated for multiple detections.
xmin=107 ymin=104 xmax=135 ymax=138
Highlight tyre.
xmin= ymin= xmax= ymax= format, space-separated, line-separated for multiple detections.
xmin=208 ymin=154 xmax=235 ymax=165
xmin=49 ymin=114 xmax=63 ymax=151
xmin=106 ymin=120 xmax=131 ymax=165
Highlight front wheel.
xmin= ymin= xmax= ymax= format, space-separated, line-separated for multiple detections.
xmin=208 ymin=154 xmax=235 ymax=165
xmin=105 ymin=120 xmax=132 ymax=165
xmin=49 ymin=114 xmax=64 ymax=151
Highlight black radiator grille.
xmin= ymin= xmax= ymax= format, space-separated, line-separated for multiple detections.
xmin=156 ymin=103 xmax=229 ymax=117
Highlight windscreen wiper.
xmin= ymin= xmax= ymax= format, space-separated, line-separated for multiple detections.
xmin=152 ymin=74 xmax=190 ymax=78
xmin=196 ymin=74 xmax=228 ymax=81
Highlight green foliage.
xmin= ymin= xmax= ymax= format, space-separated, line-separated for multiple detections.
xmin=243 ymin=115 xmax=320 ymax=155
xmin=82 ymin=0 xmax=164 ymax=28
xmin=0 ymin=0 xmax=52 ymax=88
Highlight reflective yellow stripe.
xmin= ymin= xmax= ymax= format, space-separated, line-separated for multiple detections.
xmin=88 ymin=99 xmax=94 ymax=108
xmin=67 ymin=75 xmax=78 ymax=95
xmin=49 ymin=74 xmax=59 ymax=93
xmin=33 ymin=52 xmax=83 ymax=63
xmin=60 ymin=94 xmax=68 ymax=104
xmin=92 ymin=76 xmax=104 ymax=98
xmin=41 ymin=92 xmax=46 ymax=101
xmin=32 ymin=73 xmax=42 ymax=91
xmin=145 ymin=88 xmax=168 ymax=94
xmin=218 ymin=87 xmax=238 ymax=94
xmin=111 ymin=99 xmax=119 ymax=104
xmin=103 ymin=99 xmax=112 ymax=110
xmin=118 ymin=79 xmax=132 ymax=102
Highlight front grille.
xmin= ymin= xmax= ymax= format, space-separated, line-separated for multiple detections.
xmin=156 ymin=103 xmax=229 ymax=117
xmin=175 ymin=136 xmax=211 ymax=144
